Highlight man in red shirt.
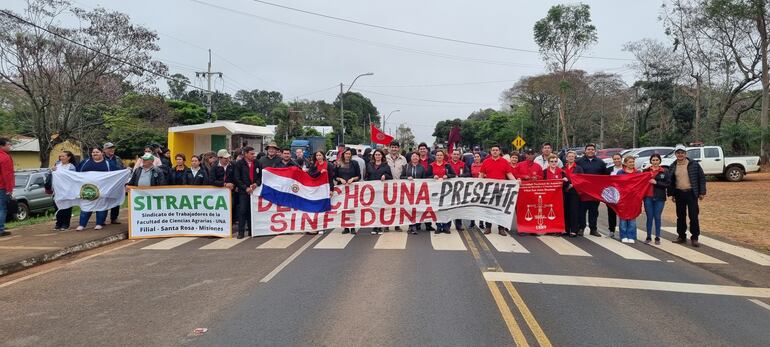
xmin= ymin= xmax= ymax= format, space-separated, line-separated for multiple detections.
xmin=479 ymin=144 xmax=516 ymax=236
xmin=0 ymin=138 xmax=14 ymax=237
xmin=516 ymin=149 xmax=543 ymax=181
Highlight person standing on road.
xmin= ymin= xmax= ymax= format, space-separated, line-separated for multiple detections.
xmin=50 ymin=151 xmax=78 ymax=231
xmin=606 ymin=153 xmax=623 ymax=239
xmin=616 ymin=156 xmax=641 ymax=244
xmin=402 ymin=152 xmax=429 ymax=234
xmin=468 ymin=152 xmax=485 ymax=230
xmin=479 ymin=144 xmax=516 ymax=236
xmin=448 ymin=149 xmax=467 ymax=232
xmin=643 ymin=154 xmax=669 ymax=245
xmin=668 ymin=144 xmax=706 ymax=247
xmin=416 ymin=142 xmax=436 ymax=232
xmin=366 ymin=149 xmax=393 ymax=235
xmin=233 ymin=146 xmax=262 ymax=239
xmin=543 ymin=154 xmax=568 ymax=236
xmin=103 ymin=142 xmax=125 ymax=225
xmin=213 ymin=149 xmax=236 ymax=224
xmin=430 ymin=149 xmax=456 ymax=234
xmin=534 ymin=142 xmax=563 ymax=169
xmin=170 ymin=153 xmax=189 ymax=185
xmin=576 ymin=144 xmax=606 ymax=237
xmin=562 ymin=151 xmax=584 ymax=237
xmin=0 ymin=137 xmax=14 ymax=237
xmin=77 ymin=147 xmax=117 ymax=231
xmin=516 ymin=149 xmax=543 ymax=181
xmin=386 ymin=141 xmax=407 ymax=232
xmin=334 ymin=148 xmax=360 ymax=235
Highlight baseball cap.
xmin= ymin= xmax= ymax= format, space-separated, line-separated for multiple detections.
xmin=217 ymin=149 xmax=231 ymax=158
xmin=674 ymin=144 xmax=687 ymax=152
xmin=525 ymin=148 xmax=536 ymax=154
xmin=103 ymin=142 xmax=115 ymax=149
xmin=473 ymin=145 xmax=481 ymax=150
xmin=141 ymin=153 xmax=154 ymax=161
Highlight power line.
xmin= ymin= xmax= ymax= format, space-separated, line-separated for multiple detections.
xmin=0 ymin=9 xmax=208 ymax=93
xmin=353 ymin=88 xmax=496 ymax=106
xmin=359 ymin=79 xmax=520 ymax=88
xmin=288 ymin=84 xmax=339 ymax=99
xmin=247 ymin=0 xmax=633 ymax=61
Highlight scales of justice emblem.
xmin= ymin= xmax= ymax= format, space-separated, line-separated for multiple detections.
xmin=523 ymin=194 xmax=556 ymax=230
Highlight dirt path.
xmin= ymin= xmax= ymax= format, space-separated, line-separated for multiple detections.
xmin=662 ymin=170 xmax=770 ymax=252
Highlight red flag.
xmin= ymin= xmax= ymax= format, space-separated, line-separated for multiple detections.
xmin=570 ymin=173 xmax=653 ymax=220
xmin=516 ymin=180 xmax=565 ymax=234
xmin=370 ymin=124 xmax=394 ymax=145
xmin=447 ymin=125 xmax=461 ymax=153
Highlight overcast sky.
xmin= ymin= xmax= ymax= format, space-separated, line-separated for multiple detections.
xmin=9 ymin=0 xmax=669 ymax=143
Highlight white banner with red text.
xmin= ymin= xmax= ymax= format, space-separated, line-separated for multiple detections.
xmin=250 ymin=178 xmax=519 ymax=235
xmin=128 ymin=186 xmax=232 ymax=239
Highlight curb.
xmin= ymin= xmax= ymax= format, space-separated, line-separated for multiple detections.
xmin=0 ymin=231 xmax=128 ymax=277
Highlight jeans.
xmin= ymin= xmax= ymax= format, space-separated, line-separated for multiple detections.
xmin=619 ymin=219 xmax=637 ymax=240
xmin=674 ymin=189 xmax=700 ymax=240
xmin=0 ymin=190 xmax=7 ymax=232
xmin=643 ymin=197 xmax=665 ymax=239
xmin=579 ymin=201 xmax=600 ymax=231
xmin=79 ymin=210 xmax=107 ymax=227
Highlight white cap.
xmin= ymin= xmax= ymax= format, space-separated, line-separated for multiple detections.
xmin=674 ymin=144 xmax=686 ymax=152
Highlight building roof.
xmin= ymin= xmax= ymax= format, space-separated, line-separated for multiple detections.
xmin=168 ymin=121 xmax=273 ymax=136
xmin=10 ymin=137 xmax=39 ymax=152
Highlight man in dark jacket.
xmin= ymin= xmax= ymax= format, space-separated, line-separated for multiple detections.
xmin=128 ymin=153 xmax=167 ymax=187
xmin=667 ymin=144 xmax=707 ymax=247
xmin=274 ymin=149 xmax=297 ymax=168
xmin=258 ymin=141 xmax=281 ymax=169
xmin=233 ymin=146 xmax=262 ymax=239
xmin=575 ymin=143 xmax=606 ymax=236
xmin=213 ymin=149 xmax=237 ymax=224
xmin=103 ymin=142 xmax=125 ymax=224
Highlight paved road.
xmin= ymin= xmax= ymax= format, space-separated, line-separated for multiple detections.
xmin=2 ymin=220 xmax=770 ymax=346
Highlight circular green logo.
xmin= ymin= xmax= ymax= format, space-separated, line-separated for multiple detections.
xmin=79 ymin=184 xmax=100 ymax=201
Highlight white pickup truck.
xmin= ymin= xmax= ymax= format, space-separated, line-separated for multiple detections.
xmin=654 ymin=145 xmax=761 ymax=182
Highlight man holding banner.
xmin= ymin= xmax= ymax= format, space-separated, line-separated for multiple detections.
xmin=234 ymin=146 xmax=262 ymax=239
xmin=479 ymin=144 xmax=516 ymax=236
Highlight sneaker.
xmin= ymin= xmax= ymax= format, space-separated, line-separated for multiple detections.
xmin=628 ymin=239 xmax=635 ymax=244
xmin=319 ymin=230 xmax=325 ymax=235
xmin=76 ymin=226 xmax=85 ymax=231
xmin=342 ymin=229 xmax=350 ymax=234
xmin=484 ymin=227 xmax=492 ymax=235
xmin=434 ymin=230 xmax=440 ymax=235
xmin=395 ymin=226 xmax=402 ymax=231
xmin=94 ymin=225 xmax=103 ymax=230
xmin=644 ymin=238 xmax=651 ymax=244
xmin=672 ymin=237 xmax=686 ymax=244
xmin=589 ymin=230 xmax=601 ymax=237
xmin=411 ymin=230 xmax=418 ymax=235
xmin=621 ymin=238 xmax=629 ymax=243
xmin=110 ymin=220 xmax=121 ymax=225
xmin=371 ymin=231 xmax=377 ymax=235
xmin=691 ymin=239 xmax=700 ymax=247
xmin=608 ymin=231 xmax=615 ymax=239
xmin=654 ymin=238 xmax=661 ymax=245
xmin=350 ymin=229 xmax=357 ymax=235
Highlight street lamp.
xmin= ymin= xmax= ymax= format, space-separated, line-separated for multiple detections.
xmin=339 ymin=72 xmax=374 ymax=146
xmin=382 ymin=109 xmax=400 ymax=130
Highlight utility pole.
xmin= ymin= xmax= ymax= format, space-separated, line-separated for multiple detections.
xmin=339 ymin=83 xmax=344 ymax=146
xmin=196 ymin=49 xmax=222 ymax=122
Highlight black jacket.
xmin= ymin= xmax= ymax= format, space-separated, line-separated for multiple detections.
xmin=308 ymin=163 xmax=335 ymax=189
xmin=233 ymin=159 xmax=262 ymax=193
xmin=258 ymin=155 xmax=281 ymax=169
xmin=185 ymin=167 xmax=209 ymax=186
xmin=576 ymin=155 xmax=607 ymax=175
xmin=274 ymin=160 xmax=297 ymax=168
xmin=401 ymin=163 xmax=428 ymax=179
xmin=129 ymin=166 xmax=167 ymax=186
xmin=170 ymin=166 xmax=189 ymax=185
xmin=644 ymin=167 xmax=671 ymax=200
xmin=212 ymin=163 xmax=235 ymax=187
xmin=365 ymin=162 xmax=393 ymax=181
xmin=333 ymin=161 xmax=361 ymax=182
xmin=667 ymin=158 xmax=706 ymax=197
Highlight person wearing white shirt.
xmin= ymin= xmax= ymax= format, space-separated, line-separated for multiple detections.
xmin=534 ymin=142 xmax=563 ymax=168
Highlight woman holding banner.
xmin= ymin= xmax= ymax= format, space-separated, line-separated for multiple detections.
xmin=366 ymin=149 xmax=393 ymax=235
xmin=616 ymin=156 xmax=641 ymax=243
xmin=402 ymin=152 xmax=429 ymax=235
xmin=509 ymin=150 xmax=520 ymax=170
xmin=334 ymin=148 xmax=361 ymax=235
xmin=430 ymin=150 xmax=456 ymax=234
xmin=562 ymin=151 xmax=584 ymax=237
xmin=185 ymin=155 xmax=209 ymax=186
xmin=309 ymin=151 xmax=334 ymax=190
xmin=171 ymin=153 xmax=189 ymax=185
xmin=606 ymin=153 xmax=623 ymax=239
xmin=468 ymin=153 xmax=485 ymax=230
xmin=643 ymin=154 xmax=669 ymax=245
xmin=76 ymin=147 xmax=117 ymax=231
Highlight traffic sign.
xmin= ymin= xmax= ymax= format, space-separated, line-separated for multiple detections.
xmin=512 ymin=136 xmax=526 ymax=150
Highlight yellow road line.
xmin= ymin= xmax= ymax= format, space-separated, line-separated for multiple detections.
xmin=487 ymin=281 xmax=529 ymax=347
xmin=503 ymin=281 xmax=553 ymax=347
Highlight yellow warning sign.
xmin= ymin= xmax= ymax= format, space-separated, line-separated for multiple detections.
xmin=512 ymin=136 xmax=526 ymax=150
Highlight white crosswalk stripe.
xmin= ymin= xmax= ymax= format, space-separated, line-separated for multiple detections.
xmin=314 ymin=230 xmax=355 ymax=249
xmin=256 ymin=234 xmax=304 ymax=249
xmin=374 ymin=231 xmax=408 ymax=250
xmin=584 ymin=235 xmax=659 ymax=261
xmin=483 ymin=232 xmax=529 ymax=253
xmin=536 ymin=236 xmax=591 ymax=257
xmin=635 ymin=229 xmax=726 ymax=264
xmin=199 ymin=238 xmax=247 ymax=250
xmin=661 ymin=227 xmax=770 ymax=266
xmin=430 ymin=229 xmax=467 ymax=251
xmin=140 ymin=237 xmax=197 ymax=250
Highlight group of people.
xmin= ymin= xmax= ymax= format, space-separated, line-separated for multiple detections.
xmin=2 ymin=134 xmax=706 ymax=247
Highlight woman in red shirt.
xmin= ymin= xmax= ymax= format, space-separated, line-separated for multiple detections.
xmin=429 ymin=150 xmax=456 ymax=234
xmin=468 ymin=152 xmax=484 ymax=230
xmin=509 ymin=150 xmax=520 ymax=171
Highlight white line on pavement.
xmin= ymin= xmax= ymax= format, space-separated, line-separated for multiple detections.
xmin=373 ymin=231 xmax=408 ymax=250
xmin=635 ymin=229 xmax=726 ymax=264
xmin=256 ymin=234 xmax=303 ymax=249
xmin=584 ymin=235 xmax=659 ymax=261
xmin=199 ymin=238 xmax=247 ymax=250
xmin=430 ymin=230 xmax=466 ymax=251
xmin=483 ymin=272 xmax=770 ymax=298
xmin=749 ymin=299 xmax=770 ymax=312
xmin=536 ymin=236 xmax=591 ymax=257
xmin=140 ymin=237 xmax=197 ymax=250
xmin=661 ymin=227 xmax=770 ymax=266
xmin=314 ymin=230 xmax=354 ymax=249
xmin=260 ymin=235 xmax=320 ymax=283
xmin=484 ymin=233 xmax=530 ymax=253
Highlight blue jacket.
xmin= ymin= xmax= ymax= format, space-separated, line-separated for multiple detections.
xmin=576 ymin=155 xmax=607 ymax=175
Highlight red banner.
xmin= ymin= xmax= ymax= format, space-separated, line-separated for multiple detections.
xmin=516 ymin=180 xmax=564 ymax=234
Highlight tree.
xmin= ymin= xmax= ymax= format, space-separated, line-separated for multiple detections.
xmin=0 ymin=1 xmax=166 ymax=167
xmin=103 ymin=93 xmax=174 ymax=158
xmin=234 ymin=89 xmax=283 ymax=117
xmin=167 ymin=73 xmax=189 ymax=100
xmin=167 ymin=99 xmax=208 ymax=125
xmin=395 ymin=123 xmax=416 ymax=150
xmin=534 ymin=3 xmax=598 ymax=149
xmin=333 ymin=92 xmax=379 ymax=144
xmin=238 ymin=113 xmax=266 ymax=126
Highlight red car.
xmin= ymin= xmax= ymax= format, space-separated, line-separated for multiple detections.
xmin=596 ymin=148 xmax=625 ymax=159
